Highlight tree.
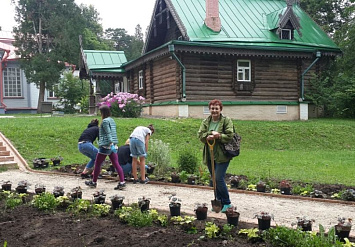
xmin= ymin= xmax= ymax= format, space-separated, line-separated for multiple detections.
xmin=54 ymin=72 xmax=89 ymax=113
xmin=130 ymin=24 xmax=144 ymax=60
xmin=12 ymin=0 xmax=87 ymax=113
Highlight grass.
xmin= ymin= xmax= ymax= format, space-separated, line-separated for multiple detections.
xmin=0 ymin=115 xmax=354 ymax=185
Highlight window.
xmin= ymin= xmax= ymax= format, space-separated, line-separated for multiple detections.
xmin=237 ymin=60 xmax=251 ymax=82
xmin=4 ymin=67 xmax=22 ymax=97
xmin=280 ymin=29 xmax=292 ymax=40
xmin=115 ymin=82 xmax=120 ymax=93
xmin=47 ymin=84 xmax=58 ymax=98
xmin=277 ymin=105 xmax=287 ymax=114
xmin=138 ymin=70 xmax=144 ymax=89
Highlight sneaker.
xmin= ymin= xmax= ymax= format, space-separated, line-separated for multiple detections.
xmin=139 ymin=178 xmax=149 ymax=184
xmin=221 ymin=204 xmax=232 ymax=213
xmin=132 ymin=179 xmax=139 ymax=184
xmin=114 ymin=182 xmax=126 ymax=190
xmin=85 ymin=180 xmax=97 ymax=188
xmin=81 ymin=173 xmax=90 ymax=179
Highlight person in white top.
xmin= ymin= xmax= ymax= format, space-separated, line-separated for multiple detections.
xmin=129 ymin=124 xmax=155 ymax=184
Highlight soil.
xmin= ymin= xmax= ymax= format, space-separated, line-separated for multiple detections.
xmin=0 ymin=196 xmax=262 ymax=247
xmin=1 ymin=164 xmax=355 ymax=246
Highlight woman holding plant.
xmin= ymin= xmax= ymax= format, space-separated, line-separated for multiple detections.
xmin=198 ymin=99 xmax=234 ymax=213
xmin=85 ymin=105 xmax=125 ymax=190
xmin=129 ymin=124 xmax=155 ymax=184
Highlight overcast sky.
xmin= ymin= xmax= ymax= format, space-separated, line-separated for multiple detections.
xmin=0 ymin=0 xmax=156 ymax=35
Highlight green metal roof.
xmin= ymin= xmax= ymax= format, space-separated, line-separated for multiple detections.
xmin=83 ymin=50 xmax=127 ymax=71
xmin=170 ymin=0 xmax=340 ymax=52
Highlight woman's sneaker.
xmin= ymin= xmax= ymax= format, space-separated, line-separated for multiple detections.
xmin=139 ymin=178 xmax=149 ymax=184
xmin=114 ymin=182 xmax=126 ymax=190
xmin=85 ymin=180 xmax=97 ymax=188
xmin=81 ymin=173 xmax=90 ymax=179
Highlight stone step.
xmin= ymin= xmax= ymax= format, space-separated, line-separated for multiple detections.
xmin=0 ymin=161 xmax=18 ymax=169
xmin=0 ymin=156 xmax=14 ymax=162
xmin=0 ymin=146 xmax=6 ymax=151
xmin=0 ymin=151 xmax=10 ymax=156
xmin=0 ymin=142 xmax=3 ymax=146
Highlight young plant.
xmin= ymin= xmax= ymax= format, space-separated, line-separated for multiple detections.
xmin=336 ymin=217 xmax=352 ymax=231
xmin=168 ymin=193 xmax=181 ymax=207
xmin=147 ymin=139 xmax=171 ymax=176
xmin=254 ymin=211 xmax=274 ymax=220
xmin=67 ymin=199 xmax=91 ymax=215
xmin=205 ymin=222 xmax=220 ymax=239
xmin=5 ymin=192 xmax=23 ymax=209
xmin=91 ymin=204 xmax=111 ymax=217
xmin=31 ymin=192 xmax=59 ymax=211
xmin=292 ymin=216 xmax=315 ymax=231
xmin=239 ymin=228 xmax=259 ymax=241
xmin=279 ymin=180 xmax=291 ymax=188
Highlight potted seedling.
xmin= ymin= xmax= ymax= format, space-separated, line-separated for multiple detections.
xmin=229 ymin=176 xmax=240 ymax=188
xmin=292 ymin=216 xmax=314 ymax=231
xmin=279 ymin=180 xmax=291 ymax=195
xmin=171 ymin=172 xmax=181 ymax=183
xmin=138 ymin=196 xmax=151 ymax=212
xmin=255 ymin=211 xmax=273 ymax=230
xmin=35 ymin=184 xmax=46 ymax=194
xmin=51 ymin=156 xmax=63 ymax=166
xmin=56 ymin=195 xmax=71 ymax=209
xmin=70 ymin=186 xmax=82 ymax=200
xmin=256 ymin=180 xmax=266 ymax=192
xmin=110 ymin=195 xmax=125 ymax=210
xmin=53 ymin=186 xmax=65 ymax=198
xmin=225 ymin=205 xmax=240 ymax=226
xmin=187 ymin=174 xmax=197 ymax=185
xmin=146 ymin=162 xmax=156 ymax=174
xmin=33 ymin=158 xmax=49 ymax=168
xmin=93 ymin=190 xmax=106 ymax=204
xmin=194 ymin=203 xmax=208 ymax=220
xmin=16 ymin=180 xmax=30 ymax=193
xmin=168 ymin=193 xmax=181 ymax=216
xmin=335 ymin=217 xmax=352 ymax=241
xmin=1 ymin=180 xmax=12 ymax=191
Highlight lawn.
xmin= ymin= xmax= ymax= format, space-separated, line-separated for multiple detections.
xmin=0 ymin=115 xmax=354 ymax=185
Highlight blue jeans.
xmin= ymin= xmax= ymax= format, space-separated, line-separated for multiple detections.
xmin=78 ymin=142 xmax=98 ymax=169
xmin=121 ymin=163 xmax=132 ymax=176
xmin=207 ymin=160 xmax=231 ymax=205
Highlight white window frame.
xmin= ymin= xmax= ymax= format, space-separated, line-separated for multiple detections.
xmin=115 ymin=82 xmax=120 ymax=93
xmin=237 ymin=60 xmax=251 ymax=82
xmin=203 ymin=106 xmax=210 ymax=115
xmin=4 ymin=67 xmax=22 ymax=97
xmin=138 ymin=70 xmax=144 ymax=89
xmin=281 ymin=29 xmax=292 ymax=40
xmin=46 ymin=83 xmax=58 ymax=98
xmin=277 ymin=105 xmax=288 ymax=114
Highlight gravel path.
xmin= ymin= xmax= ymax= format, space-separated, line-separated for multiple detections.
xmin=1 ymin=169 xmax=354 ymax=236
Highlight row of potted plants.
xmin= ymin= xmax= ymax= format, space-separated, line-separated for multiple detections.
xmin=32 ymin=156 xmax=63 ymax=168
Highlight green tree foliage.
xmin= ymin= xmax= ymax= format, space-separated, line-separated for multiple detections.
xmin=54 ymin=72 xmax=89 ymax=113
xmin=104 ymin=24 xmax=144 ymax=61
xmin=302 ymin=0 xmax=355 ymax=117
xmin=12 ymin=0 xmax=86 ymax=112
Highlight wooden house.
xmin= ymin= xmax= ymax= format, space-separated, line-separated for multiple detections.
xmin=123 ymin=0 xmax=341 ymax=120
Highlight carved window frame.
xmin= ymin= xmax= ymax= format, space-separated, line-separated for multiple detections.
xmin=138 ymin=70 xmax=144 ymax=90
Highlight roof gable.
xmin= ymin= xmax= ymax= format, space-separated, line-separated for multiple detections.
xmin=144 ymin=0 xmax=340 ymax=53
xmin=83 ymin=50 xmax=127 ymax=70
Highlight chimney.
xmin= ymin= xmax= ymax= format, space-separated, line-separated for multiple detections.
xmin=204 ymin=0 xmax=221 ymax=32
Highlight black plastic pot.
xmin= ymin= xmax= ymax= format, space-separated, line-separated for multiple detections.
xmin=169 ymin=204 xmax=181 ymax=216
xmin=52 ymin=160 xmax=61 ymax=166
xmin=195 ymin=207 xmax=208 ymax=220
xmin=111 ymin=199 xmax=124 ymax=210
xmin=139 ymin=201 xmax=150 ymax=212
xmin=187 ymin=177 xmax=196 ymax=185
xmin=258 ymin=218 xmax=271 ymax=230
xmin=1 ymin=184 xmax=11 ymax=191
xmin=227 ymin=213 xmax=240 ymax=227
xmin=335 ymin=227 xmax=351 ymax=242
xmin=94 ymin=196 xmax=106 ymax=204
xmin=70 ymin=192 xmax=82 ymax=200
xmin=35 ymin=188 xmax=46 ymax=194
xmin=147 ymin=166 xmax=155 ymax=174
xmin=16 ymin=186 xmax=27 ymax=194
xmin=298 ymin=223 xmax=312 ymax=231
xmin=280 ymin=187 xmax=291 ymax=195
xmin=257 ymin=186 xmax=266 ymax=192
xmin=53 ymin=191 xmax=64 ymax=198
xmin=171 ymin=175 xmax=180 ymax=183
xmin=230 ymin=180 xmax=239 ymax=188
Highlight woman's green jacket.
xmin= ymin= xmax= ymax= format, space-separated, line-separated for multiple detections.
xmin=197 ymin=114 xmax=235 ymax=164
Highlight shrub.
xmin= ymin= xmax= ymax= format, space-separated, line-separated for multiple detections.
xmin=177 ymin=147 xmax=198 ymax=174
xmin=148 ymin=139 xmax=171 ymax=176
xmin=5 ymin=192 xmax=23 ymax=209
xmin=31 ymin=192 xmax=59 ymax=211
xmin=99 ymin=92 xmax=145 ymax=118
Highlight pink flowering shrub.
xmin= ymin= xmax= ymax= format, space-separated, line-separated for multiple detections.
xmin=99 ymin=92 xmax=145 ymax=118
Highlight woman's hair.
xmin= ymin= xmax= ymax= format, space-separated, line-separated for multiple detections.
xmin=208 ymin=99 xmax=223 ymax=111
xmin=125 ymin=139 xmax=130 ymax=145
xmin=90 ymin=119 xmax=99 ymax=126
xmin=99 ymin=105 xmax=111 ymax=119
xmin=147 ymin=124 xmax=155 ymax=134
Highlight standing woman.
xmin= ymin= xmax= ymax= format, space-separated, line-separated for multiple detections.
xmin=198 ymin=99 xmax=234 ymax=212
xmin=130 ymin=124 xmax=154 ymax=184
xmin=85 ymin=105 xmax=125 ymax=190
